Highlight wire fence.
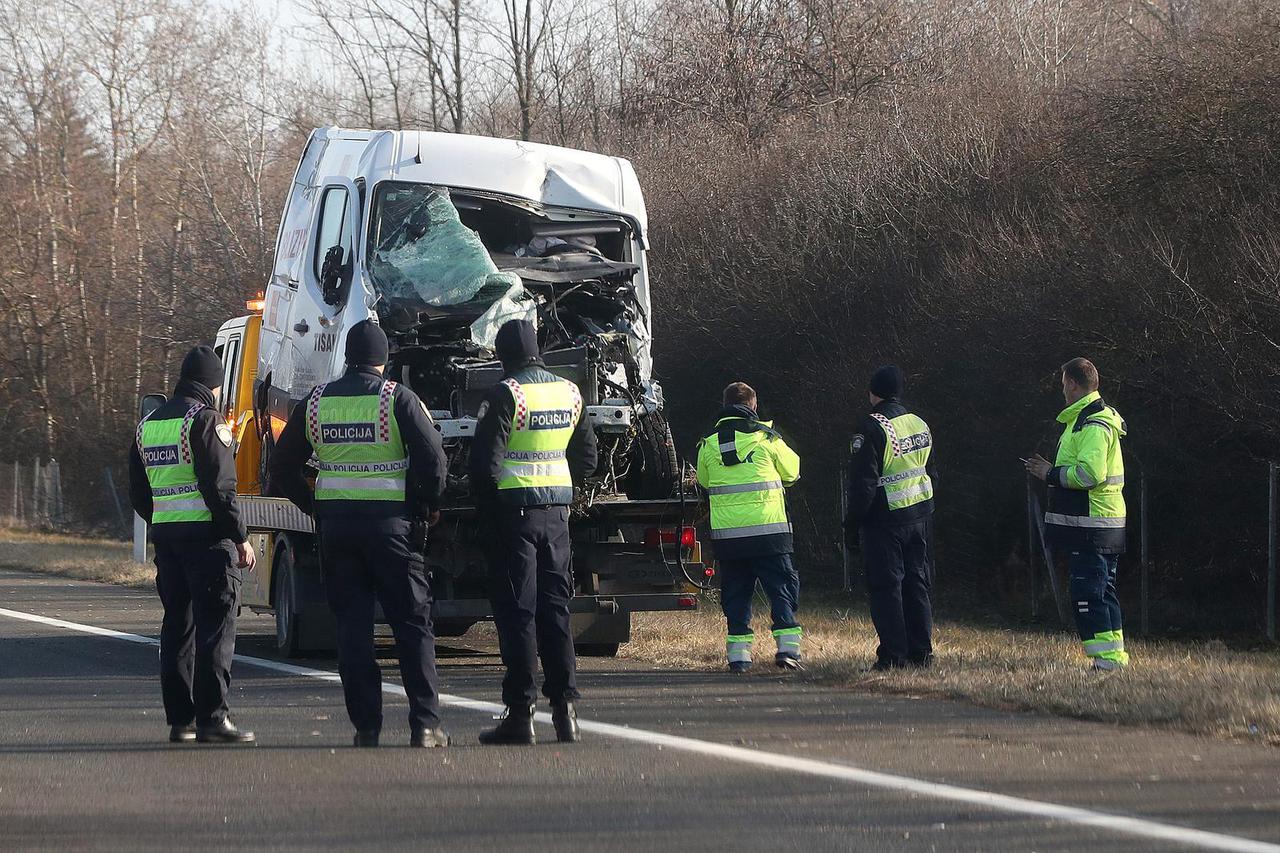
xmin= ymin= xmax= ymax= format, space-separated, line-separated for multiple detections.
xmin=1 ymin=458 xmax=66 ymax=529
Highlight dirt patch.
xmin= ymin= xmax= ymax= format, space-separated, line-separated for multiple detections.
xmin=0 ymin=528 xmax=152 ymax=589
xmin=625 ymin=602 xmax=1280 ymax=744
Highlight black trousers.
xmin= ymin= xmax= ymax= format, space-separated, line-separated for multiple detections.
xmin=862 ymin=519 xmax=934 ymax=665
xmin=154 ymin=538 xmax=241 ymax=727
xmin=320 ymin=527 xmax=441 ymax=733
xmin=485 ymin=505 xmax=579 ymax=707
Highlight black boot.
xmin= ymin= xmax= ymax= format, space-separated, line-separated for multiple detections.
xmin=478 ymin=705 xmax=536 ymax=745
xmin=551 ymin=701 xmax=579 ymax=744
xmin=353 ymin=730 xmax=380 ymax=748
xmin=410 ymin=726 xmax=451 ymax=748
xmin=196 ymin=719 xmax=255 ymax=744
xmin=169 ymin=724 xmax=197 ymax=743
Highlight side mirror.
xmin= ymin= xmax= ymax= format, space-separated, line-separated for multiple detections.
xmin=140 ymin=393 xmax=167 ymax=419
xmin=320 ymin=245 xmax=347 ymax=306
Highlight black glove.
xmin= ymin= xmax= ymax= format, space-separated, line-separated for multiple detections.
xmin=409 ymin=519 xmax=429 ymax=554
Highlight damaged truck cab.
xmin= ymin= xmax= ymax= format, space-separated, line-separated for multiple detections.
xmin=214 ymin=127 xmax=703 ymax=657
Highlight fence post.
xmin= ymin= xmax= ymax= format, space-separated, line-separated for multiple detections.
xmin=10 ymin=460 xmax=18 ymax=524
xmin=1268 ymin=461 xmax=1276 ymax=644
xmin=1026 ymin=475 xmax=1039 ymax=619
xmin=839 ymin=474 xmax=851 ymax=592
xmin=1140 ymin=472 xmax=1150 ymax=636
xmin=1030 ymin=490 xmax=1069 ymax=625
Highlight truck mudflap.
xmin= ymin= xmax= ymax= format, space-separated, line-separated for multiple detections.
xmin=240 ymin=495 xmax=314 ymax=533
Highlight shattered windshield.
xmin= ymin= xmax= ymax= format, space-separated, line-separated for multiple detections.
xmin=366 ymin=182 xmax=532 ymax=346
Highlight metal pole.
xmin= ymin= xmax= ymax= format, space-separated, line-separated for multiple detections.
xmin=840 ymin=474 xmax=851 ymax=592
xmin=1267 ymin=462 xmax=1276 ymax=644
xmin=1026 ymin=475 xmax=1038 ymax=619
xmin=1031 ymin=491 xmax=1070 ymax=626
xmin=11 ymin=460 xmax=18 ymax=524
xmin=1140 ymin=472 xmax=1150 ymax=636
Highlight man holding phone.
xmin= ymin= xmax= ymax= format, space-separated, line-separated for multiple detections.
xmin=1025 ymin=357 xmax=1130 ymax=671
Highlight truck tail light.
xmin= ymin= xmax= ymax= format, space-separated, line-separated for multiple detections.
xmin=677 ymin=595 xmax=697 ymax=608
xmin=644 ymin=527 xmax=697 ymax=548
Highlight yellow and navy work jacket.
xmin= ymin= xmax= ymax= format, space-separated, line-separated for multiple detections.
xmin=1045 ymin=391 xmax=1127 ymax=554
xmin=845 ymin=399 xmax=935 ymax=529
xmin=469 ymin=363 xmax=598 ymax=509
xmin=269 ymin=366 xmax=448 ymax=526
xmin=696 ymin=407 xmax=801 ymax=559
xmin=127 ymin=383 xmax=247 ymax=544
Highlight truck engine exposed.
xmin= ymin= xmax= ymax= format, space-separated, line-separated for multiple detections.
xmin=344 ymin=182 xmax=679 ymax=509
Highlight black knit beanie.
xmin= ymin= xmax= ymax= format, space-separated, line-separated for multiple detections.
xmin=495 ymin=320 xmax=540 ymax=370
xmin=180 ymin=345 xmax=224 ymax=390
xmin=869 ymin=365 xmax=904 ymax=399
xmin=345 ymin=320 xmax=390 ymax=367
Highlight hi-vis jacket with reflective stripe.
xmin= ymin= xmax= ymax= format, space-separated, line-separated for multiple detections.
xmin=127 ymin=381 xmax=247 ymax=545
xmin=696 ymin=407 xmax=801 ymax=560
xmin=138 ymin=404 xmax=213 ymax=525
xmin=1045 ymin=391 xmax=1127 ymax=554
xmin=270 ymin=366 xmax=448 ymax=526
xmin=495 ymin=373 xmax=582 ymax=506
xmin=469 ymin=363 xmax=598 ymax=510
xmin=306 ymin=380 xmax=407 ymax=503
xmin=845 ymin=399 xmax=935 ymax=530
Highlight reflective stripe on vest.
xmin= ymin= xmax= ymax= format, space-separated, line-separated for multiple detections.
xmin=871 ymin=412 xmax=933 ymax=512
xmin=309 ymin=381 xmax=408 ymax=503
xmin=139 ymin=403 xmax=212 ymax=524
xmin=497 ymin=377 xmax=581 ymax=506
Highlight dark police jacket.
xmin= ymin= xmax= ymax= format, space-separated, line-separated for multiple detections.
xmin=269 ymin=366 xmax=447 ymax=532
xmin=844 ymin=398 xmax=937 ymax=530
xmin=128 ymin=380 xmax=248 ymax=545
xmin=469 ymin=360 xmax=598 ymax=511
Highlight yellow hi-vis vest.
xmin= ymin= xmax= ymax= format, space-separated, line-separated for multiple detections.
xmin=697 ymin=418 xmax=799 ymax=541
xmin=496 ymin=376 xmax=582 ymax=506
xmin=137 ymin=404 xmax=213 ymax=524
xmin=305 ymin=381 xmax=408 ymax=503
xmin=871 ymin=412 xmax=934 ymax=511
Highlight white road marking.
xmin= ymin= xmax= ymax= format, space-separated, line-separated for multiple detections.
xmin=2 ymin=604 xmax=1277 ymax=853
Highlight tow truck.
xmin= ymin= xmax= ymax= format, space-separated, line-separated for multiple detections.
xmin=148 ymin=128 xmax=710 ymax=657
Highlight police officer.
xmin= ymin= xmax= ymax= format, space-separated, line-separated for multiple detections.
xmin=1025 ymin=357 xmax=1129 ymax=671
xmin=695 ymin=382 xmax=803 ymax=672
xmin=844 ymin=366 xmax=936 ymax=671
xmin=128 ymin=345 xmax=257 ymax=744
xmin=270 ymin=320 xmax=451 ymax=747
xmin=469 ymin=319 xmax=597 ymax=745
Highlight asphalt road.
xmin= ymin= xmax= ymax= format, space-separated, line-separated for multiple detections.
xmin=1 ymin=567 xmax=1277 ymax=852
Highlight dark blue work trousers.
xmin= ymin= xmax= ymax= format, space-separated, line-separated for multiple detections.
xmin=719 ymin=552 xmax=801 ymax=637
xmin=321 ymin=526 xmax=442 ymax=734
xmin=485 ymin=505 xmax=580 ymax=707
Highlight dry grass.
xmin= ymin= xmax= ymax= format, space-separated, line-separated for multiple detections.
xmin=0 ymin=528 xmax=152 ymax=589
xmin=624 ymin=600 xmax=1280 ymax=744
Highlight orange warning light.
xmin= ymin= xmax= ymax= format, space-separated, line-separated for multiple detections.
xmin=246 ymin=292 xmax=266 ymax=313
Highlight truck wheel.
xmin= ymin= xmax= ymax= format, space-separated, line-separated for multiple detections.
xmin=574 ymin=642 xmax=620 ymax=657
xmin=630 ymin=410 xmax=678 ymax=498
xmin=274 ymin=543 xmax=302 ymax=657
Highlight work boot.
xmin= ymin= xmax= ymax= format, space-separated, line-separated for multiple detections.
xmin=478 ymin=705 xmax=536 ymax=745
xmin=909 ymin=653 xmax=935 ymax=670
xmin=196 ymin=719 xmax=256 ymax=744
xmin=775 ymin=654 xmax=803 ymax=671
xmin=551 ymin=701 xmax=579 ymax=744
xmin=410 ymin=726 xmax=451 ymax=748
xmin=169 ymin=724 xmax=197 ymax=743
xmin=353 ymin=730 xmax=380 ymax=748
xmin=728 ymin=661 xmax=751 ymax=674
xmin=870 ymin=658 xmax=906 ymax=673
